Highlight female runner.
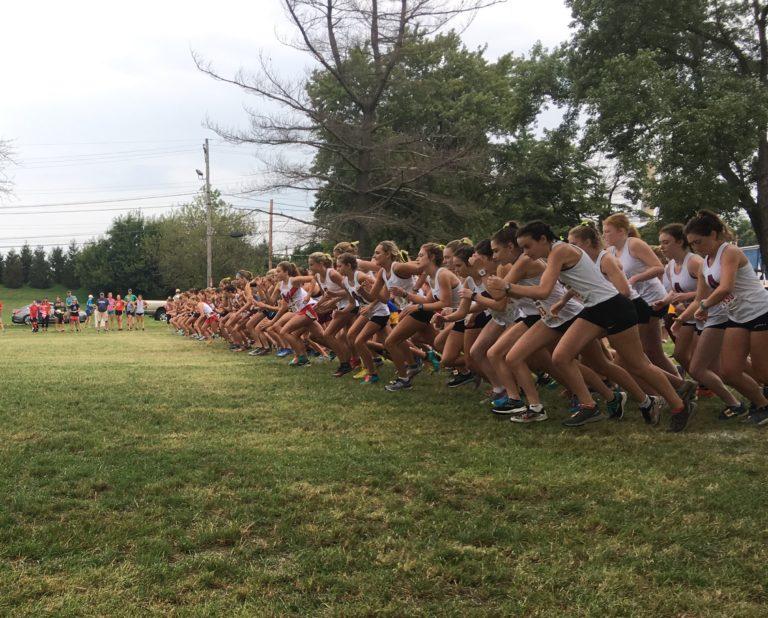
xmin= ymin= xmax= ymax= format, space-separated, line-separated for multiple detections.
xmin=494 ymin=221 xmax=688 ymax=428
xmin=682 ymin=210 xmax=768 ymax=426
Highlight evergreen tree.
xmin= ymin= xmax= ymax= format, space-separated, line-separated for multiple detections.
xmin=0 ymin=252 xmax=4 ymax=283
xmin=29 ymin=246 xmax=52 ymax=289
xmin=62 ymin=241 xmax=81 ymax=289
xmin=3 ymin=250 xmax=23 ymax=288
xmin=20 ymin=243 xmax=33 ymax=283
xmin=49 ymin=246 xmax=66 ymax=284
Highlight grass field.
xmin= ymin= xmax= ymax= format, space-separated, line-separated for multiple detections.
xmin=0 ymin=320 xmax=766 ymax=615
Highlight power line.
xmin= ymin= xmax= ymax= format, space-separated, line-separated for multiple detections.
xmin=0 ymin=203 xmax=185 ymax=217
xmin=0 ymin=192 xmax=195 ymax=210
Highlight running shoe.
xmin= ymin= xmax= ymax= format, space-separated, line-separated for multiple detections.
xmin=640 ymin=395 xmax=665 ymax=426
xmin=333 ymin=363 xmax=354 ymax=378
xmin=426 ymin=350 xmax=441 ymax=372
xmin=746 ymin=406 xmax=768 ymax=426
xmin=667 ymin=400 xmax=696 ymax=433
xmin=385 ymin=377 xmax=412 ymax=391
xmin=373 ymin=356 xmax=384 ymax=367
xmin=676 ymin=379 xmax=698 ymax=404
xmin=718 ymin=403 xmax=747 ymax=421
xmin=510 ymin=406 xmax=548 ymax=423
xmin=276 ymin=348 xmax=292 ymax=358
xmin=406 ymin=359 xmax=423 ymax=378
xmin=248 ymin=348 xmax=264 ymax=356
xmin=363 ymin=374 xmax=380 ymax=384
xmin=492 ymin=394 xmax=511 ymax=409
xmin=353 ymin=367 xmax=368 ymax=379
xmin=447 ymin=372 xmax=475 ymax=388
xmin=535 ymin=372 xmax=553 ymax=387
xmin=606 ymin=389 xmax=627 ymax=420
xmin=256 ymin=347 xmax=272 ymax=356
xmin=562 ymin=404 xmax=605 ymax=427
xmin=492 ymin=398 xmax=526 ymax=416
xmin=289 ymin=355 xmax=310 ymax=367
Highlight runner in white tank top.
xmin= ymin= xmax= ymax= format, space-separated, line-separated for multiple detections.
xmin=684 ymin=210 xmax=768 ymax=423
xmin=702 ymin=242 xmax=768 ymax=324
xmin=603 ymin=217 xmax=684 ymax=383
xmin=502 ymin=222 xmax=687 ymax=428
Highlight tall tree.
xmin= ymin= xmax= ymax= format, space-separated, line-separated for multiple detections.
xmin=62 ymin=241 xmax=81 ymax=289
xmin=3 ymin=250 xmax=23 ymax=289
xmin=29 ymin=246 xmax=52 ymax=289
xmin=19 ymin=243 xmax=33 ymax=283
xmin=567 ymin=0 xmax=768 ymax=257
xmin=0 ymin=253 xmax=4 ymax=284
xmin=49 ymin=246 xmax=66 ymax=284
xmin=196 ymin=0 xmax=501 ymax=253
xmin=150 ymin=192 xmax=265 ymax=290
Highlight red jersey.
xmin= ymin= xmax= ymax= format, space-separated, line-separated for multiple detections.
xmin=41 ymin=302 xmax=51 ymax=317
xmin=29 ymin=304 xmax=39 ymax=318
xmin=115 ymin=299 xmax=125 ymax=311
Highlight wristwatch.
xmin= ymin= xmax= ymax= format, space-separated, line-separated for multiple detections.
xmin=504 ymin=283 xmax=512 ymax=297
xmin=418 ymin=303 xmax=424 ymax=312
xmin=699 ymin=300 xmax=707 ymax=312
xmin=471 ymin=291 xmax=478 ymax=301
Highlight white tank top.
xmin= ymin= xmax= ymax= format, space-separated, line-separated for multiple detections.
xmin=428 ymin=268 xmax=461 ymax=310
xmin=536 ymin=279 xmax=584 ymax=328
xmin=317 ymin=269 xmax=349 ymax=309
xmin=556 ymin=242 xmax=618 ymax=308
xmin=667 ymin=253 xmax=697 ymax=294
xmin=609 ymin=239 xmax=667 ymax=304
xmin=516 ymin=276 xmax=542 ymax=317
xmin=345 ymin=271 xmax=389 ymax=317
xmin=596 ymin=250 xmax=639 ymax=300
xmin=703 ymin=242 xmax=768 ymax=323
xmin=385 ymin=265 xmax=415 ymax=310
xmin=280 ymin=281 xmax=313 ymax=313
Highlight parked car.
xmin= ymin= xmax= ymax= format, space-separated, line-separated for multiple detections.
xmin=142 ymin=299 xmax=167 ymax=321
xmin=11 ymin=304 xmax=87 ymax=325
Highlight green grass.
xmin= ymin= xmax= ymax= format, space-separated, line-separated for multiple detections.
xmin=0 ymin=322 xmax=766 ymax=615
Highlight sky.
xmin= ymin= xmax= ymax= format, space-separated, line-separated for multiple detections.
xmin=0 ymin=0 xmax=572 ymax=253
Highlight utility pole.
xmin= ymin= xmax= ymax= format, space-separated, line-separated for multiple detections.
xmin=203 ymin=138 xmax=212 ymax=287
xmin=268 ymin=198 xmax=274 ymax=270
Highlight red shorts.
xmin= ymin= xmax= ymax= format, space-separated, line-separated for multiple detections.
xmin=70 ymin=315 xmax=79 ymax=323
xmin=205 ymin=314 xmax=219 ymax=325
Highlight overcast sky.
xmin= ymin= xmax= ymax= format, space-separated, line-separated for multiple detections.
xmin=0 ymin=0 xmax=572 ymax=253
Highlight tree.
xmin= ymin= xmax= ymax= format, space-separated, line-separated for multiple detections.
xmin=75 ymin=241 xmax=111 ymax=295
xmin=20 ymin=243 xmax=33 ymax=283
xmin=3 ymin=250 xmax=23 ymax=288
xmin=62 ymin=241 xmax=81 ymax=289
xmin=104 ymin=213 xmax=163 ymax=296
xmin=29 ymin=246 xmax=52 ymax=289
xmin=150 ymin=191 xmax=266 ymax=290
xmin=49 ymin=246 xmax=66 ymax=284
xmin=196 ymin=0 xmax=502 ymax=253
xmin=0 ymin=253 xmax=4 ymax=283
xmin=567 ymin=0 xmax=768 ymax=258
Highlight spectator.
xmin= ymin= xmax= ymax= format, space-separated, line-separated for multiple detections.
xmin=125 ymin=289 xmax=137 ymax=331
xmin=65 ymin=290 xmax=74 ymax=310
xmin=107 ymin=292 xmax=116 ymax=330
xmin=40 ymin=297 xmax=51 ymax=333
xmin=29 ymin=300 xmax=39 ymax=333
xmin=95 ymin=293 xmax=109 ymax=333
xmin=135 ymin=295 xmax=146 ymax=331
xmin=85 ymin=294 xmax=95 ymax=328
xmin=0 ymin=299 xmax=4 ymax=333
xmin=69 ymin=296 xmax=81 ymax=333
xmin=53 ymin=296 xmax=66 ymax=333
xmin=115 ymin=294 xmax=125 ymax=331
